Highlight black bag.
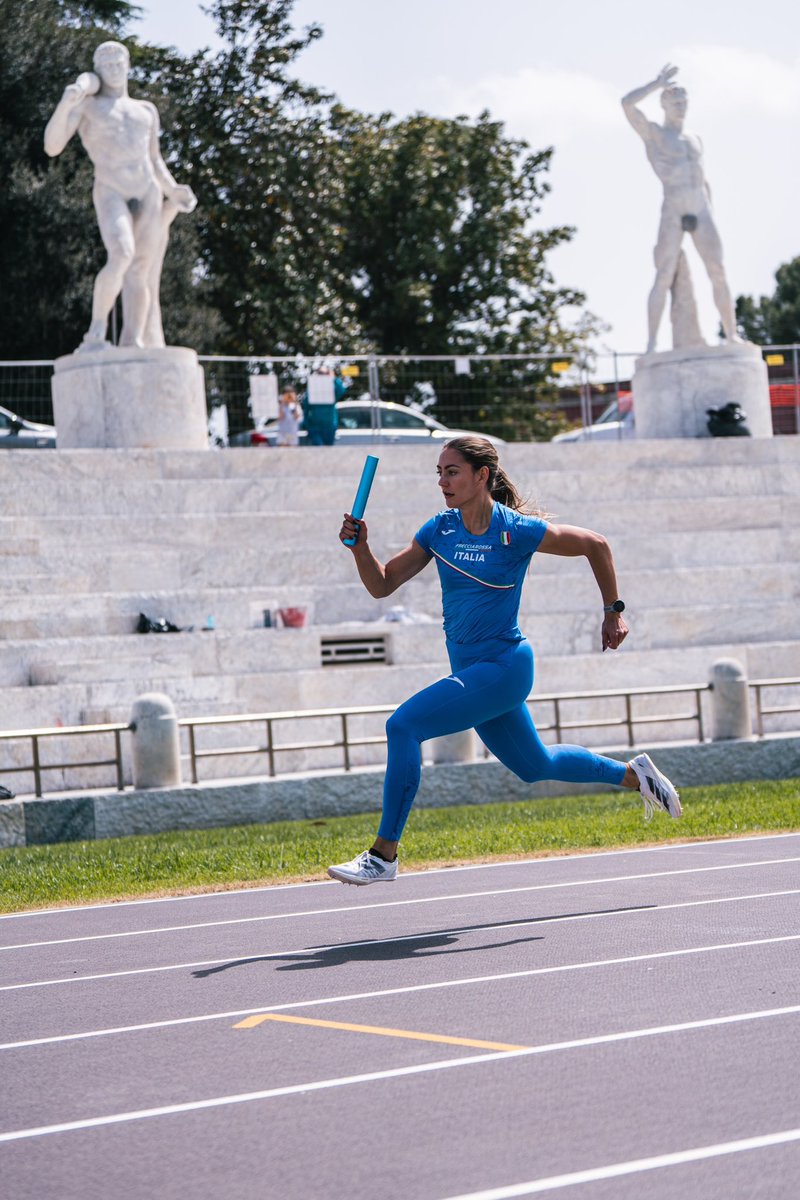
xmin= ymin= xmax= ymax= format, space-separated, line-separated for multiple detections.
xmin=706 ymin=402 xmax=751 ymax=437
xmin=137 ymin=612 xmax=189 ymax=634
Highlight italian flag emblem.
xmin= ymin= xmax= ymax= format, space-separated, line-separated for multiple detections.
xmin=500 ymin=531 xmax=511 ymax=545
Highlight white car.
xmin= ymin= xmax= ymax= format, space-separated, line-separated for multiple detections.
xmin=0 ymin=405 xmax=56 ymax=449
xmin=235 ymin=398 xmax=505 ymax=446
xmin=551 ymin=395 xmax=634 ymax=443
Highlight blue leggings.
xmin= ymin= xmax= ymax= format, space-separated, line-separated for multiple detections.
xmin=378 ymin=637 xmax=627 ymax=842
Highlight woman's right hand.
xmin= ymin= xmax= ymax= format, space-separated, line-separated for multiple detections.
xmin=340 ymin=512 xmax=367 ymax=548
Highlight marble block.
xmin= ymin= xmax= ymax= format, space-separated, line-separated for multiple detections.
xmin=632 ymin=342 xmax=773 ymax=439
xmin=52 ymin=346 xmax=208 ymax=450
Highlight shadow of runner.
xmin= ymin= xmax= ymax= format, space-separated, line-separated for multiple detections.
xmin=191 ymin=904 xmax=654 ymax=978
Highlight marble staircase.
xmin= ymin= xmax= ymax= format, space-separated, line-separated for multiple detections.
xmin=1 ymin=438 xmax=798 ymax=788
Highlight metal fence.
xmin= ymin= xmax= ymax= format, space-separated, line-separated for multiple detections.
xmin=1 ymin=678 xmax=798 ymax=801
xmin=3 ymin=346 xmax=798 ymax=442
xmin=203 ymin=352 xmax=607 ymax=445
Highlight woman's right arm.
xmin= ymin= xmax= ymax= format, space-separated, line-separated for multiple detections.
xmin=339 ymin=513 xmax=430 ymax=598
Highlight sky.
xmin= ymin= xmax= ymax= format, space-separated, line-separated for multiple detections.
xmin=132 ymin=0 xmax=800 ymax=369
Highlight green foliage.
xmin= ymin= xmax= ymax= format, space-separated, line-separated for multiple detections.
xmin=736 ymin=256 xmax=800 ymax=345
xmin=376 ymin=357 xmax=572 ymax=443
xmin=331 ymin=106 xmax=593 ymax=357
xmin=1 ymin=778 xmax=797 ymax=912
xmin=136 ymin=1 xmax=368 ymax=355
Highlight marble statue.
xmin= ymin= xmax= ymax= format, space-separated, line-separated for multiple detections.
xmin=44 ymin=41 xmax=197 ymax=352
xmin=622 ymin=64 xmax=739 ymax=353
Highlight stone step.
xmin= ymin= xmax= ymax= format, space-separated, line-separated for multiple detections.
xmin=2 ymin=446 xmax=798 ymax=517
xmin=0 ymin=547 xmax=796 ymax=651
xmin=1 ymin=493 xmax=795 ymax=554
xmin=0 ymin=528 xmax=796 ymax=604
xmin=1 ymin=437 xmax=795 ymax=487
xmin=0 ymin=559 xmax=796 ymax=652
xmin=2 ymin=462 xmax=797 ymax=523
xmin=0 ymin=555 xmax=795 ymax=659
xmin=0 ymin=590 xmax=798 ymax=697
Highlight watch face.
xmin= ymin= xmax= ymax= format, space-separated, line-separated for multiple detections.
xmin=613 ymin=600 xmax=625 ymax=613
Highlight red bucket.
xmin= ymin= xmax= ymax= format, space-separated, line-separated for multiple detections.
xmin=278 ymin=606 xmax=308 ymax=629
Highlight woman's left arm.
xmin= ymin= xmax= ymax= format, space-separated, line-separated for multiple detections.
xmin=538 ymin=523 xmax=629 ymax=651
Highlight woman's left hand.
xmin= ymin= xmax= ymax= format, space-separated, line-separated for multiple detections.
xmin=602 ymin=613 xmax=629 ymax=652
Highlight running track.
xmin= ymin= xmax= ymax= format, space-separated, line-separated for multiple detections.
xmin=1 ymin=832 xmax=799 ymax=1199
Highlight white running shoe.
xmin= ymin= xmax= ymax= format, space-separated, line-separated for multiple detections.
xmin=327 ymin=850 xmax=398 ymax=886
xmin=630 ymin=753 xmax=682 ymax=821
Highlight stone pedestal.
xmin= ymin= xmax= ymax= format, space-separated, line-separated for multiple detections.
xmin=632 ymin=342 xmax=772 ymax=439
xmin=52 ymin=345 xmax=208 ymax=450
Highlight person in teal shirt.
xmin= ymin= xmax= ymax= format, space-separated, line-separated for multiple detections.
xmin=302 ymin=368 xmax=348 ymax=446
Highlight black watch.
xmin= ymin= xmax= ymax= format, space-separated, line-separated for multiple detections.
xmin=603 ymin=600 xmax=625 ymax=614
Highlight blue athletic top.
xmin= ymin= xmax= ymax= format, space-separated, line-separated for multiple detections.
xmin=414 ymin=503 xmax=548 ymax=645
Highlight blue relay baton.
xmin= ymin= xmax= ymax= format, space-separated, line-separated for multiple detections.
xmin=343 ymin=454 xmax=379 ymax=547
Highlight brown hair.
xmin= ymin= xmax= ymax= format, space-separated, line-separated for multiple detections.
xmin=443 ymin=436 xmax=546 ymax=516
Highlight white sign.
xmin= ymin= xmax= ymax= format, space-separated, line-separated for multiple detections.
xmin=249 ymin=373 xmax=279 ymax=421
xmin=307 ymin=372 xmax=336 ymax=405
xmin=454 ymin=357 xmax=471 ymax=376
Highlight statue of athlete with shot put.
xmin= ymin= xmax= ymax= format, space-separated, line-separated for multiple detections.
xmin=44 ymin=41 xmax=197 ymax=352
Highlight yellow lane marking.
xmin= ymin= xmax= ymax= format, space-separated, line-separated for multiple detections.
xmin=234 ymin=1012 xmax=529 ymax=1051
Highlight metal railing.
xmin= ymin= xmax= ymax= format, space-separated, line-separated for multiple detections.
xmin=3 ymin=343 xmax=798 ymax=439
xmin=0 ymin=722 xmax=126 ymax=799
xmin=1 ymin=678 xmax=799 ymax=801
xmin=181 ymin=704 xmax=394 ymax=783
xmin=528 ymin=683 xmax=707 ymax=749
xmin=751 ymin=677 xmax=800 ymax=738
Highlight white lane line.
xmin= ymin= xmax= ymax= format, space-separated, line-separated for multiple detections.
xmin=439 ymin=1128 xmax=800 ymax=1198
xmin=3 ymin=856 xmax=799 ymax=953
xmin=2 ymin=1006 xmax=799 ymax=1144
xmin=2 ymin=932 xmax=800 ymax=1053
xmin=2 ymin=831 xmax=798 ymax=923
xmin=2 ymin=887 xmax=798 ymax=994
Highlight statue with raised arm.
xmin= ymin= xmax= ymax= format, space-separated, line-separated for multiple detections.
xmin=44 ymin=41 xmax=197 ymax=352
xmin=622 ymin=64 xmax=740 ymax=354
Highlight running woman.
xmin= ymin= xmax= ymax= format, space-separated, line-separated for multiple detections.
xmin=328 ymin=437 xmax=681 ymax=886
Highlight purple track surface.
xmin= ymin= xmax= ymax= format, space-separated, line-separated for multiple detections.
xmin=2 ymin=831 xmax=799 ymax=1199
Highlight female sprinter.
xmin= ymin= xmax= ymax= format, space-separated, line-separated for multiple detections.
xmin=328 ymin=436 xmax=681 ymax=886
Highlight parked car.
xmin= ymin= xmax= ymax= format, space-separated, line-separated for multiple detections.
xmin=0 ymin=405 xmax=56 ymax=449
xmin=231 ymin=398 xmax=506 ymax=447
xmin=551 ymin=394 xmax=634 ymax=443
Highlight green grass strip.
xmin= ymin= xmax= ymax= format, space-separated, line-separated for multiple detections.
xmin=0 ymin=778 xmax=798 ymax=913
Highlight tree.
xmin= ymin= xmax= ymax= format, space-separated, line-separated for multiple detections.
xmin=141 ymin=0 xmax=369 ymax=357
xmin=331 ymin=107 xmax=592 ymax=357
xmin=329 ymin=106 xmax=594 ymax=438
xmin=736 ymin=257 xmax=800 ymax=346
